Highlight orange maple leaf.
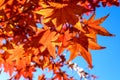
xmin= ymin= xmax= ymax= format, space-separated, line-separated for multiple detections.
xmin=80 ymin=33 xmax=105 ymax=50
xmin=84 ymin=13 xmax=114 ymax=36
xmin=39 ymin=29 xmax=58 ymax=58
xmin=35 ymin=2 xmax=90 ymax=32
xmin=56 ymin=30 xmax=72 ymax=54
xmin=5 ymin=44 xmax=25 ymax=64
xmin=67 ymin=38 xmax=92 ymax=69
xmin=81 ymin=13 xmax=114 ymax=50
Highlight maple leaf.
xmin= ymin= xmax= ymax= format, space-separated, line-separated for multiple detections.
xmin=56 ymin=30 xmax=72 ymax=54
xmin=35 ymin=2 xmax=90 ymax=32
xmin=67 ymin=38 xmax=93 ymax=69
xmin=5 ymin=44 xmax=25 ymax=64
xmin=16 ymin=53 xmax=32 ymax=70
xmin=80 ymin=33 xmax=105 ymax=50
xmin=0 ymin=0 xmax=119 ymax=79
xmin=39 ymin=29 xmax=58 ymax=58
xmin=84 ymin=13 xmax=114 ymax=36
xmin=78 ymin=44 xmax=92 ymax=69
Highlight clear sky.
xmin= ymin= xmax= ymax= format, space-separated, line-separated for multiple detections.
xmin=72 ymin=5 xmax=120 ymax=80
xmin=91 ymin=6 xmax=120 ymax=80
xmin=0 ymin=5 xmax=120 ymax=80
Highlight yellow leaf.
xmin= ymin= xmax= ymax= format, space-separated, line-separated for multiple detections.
xmin=0 ymin=16 xmax=3 ymax=18
xmin=39 ymin=2 xmax=50 ymax=8
xmin=35 ymin=8 xmax=54 ymax=18
xmin=74 ymin=21 xmax=85 ymax=33
xmin=48 ymin=2 xmax=68 ymax=8
xmin=2 ymin=46 xmax=7 ymax=50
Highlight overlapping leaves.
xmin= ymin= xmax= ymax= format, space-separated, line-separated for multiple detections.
xmin=0 ymin=0 xmax=119 ymax=80
xmin=35 ymin=1 xmax=90 ymax=32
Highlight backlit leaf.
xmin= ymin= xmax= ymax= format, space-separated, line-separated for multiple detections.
xmin=0 ymin=0 xmax=119 ymax=79
xmin=39 ymin=30 xmax=57 ymax=58
xmin=35 ymin=2 xmax=90 ymax=32
xmin=85 ymin=13 xmax=114 ymax=36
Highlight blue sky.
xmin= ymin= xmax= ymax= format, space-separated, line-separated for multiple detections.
xmin=91 ymin=6 xmax=120 ymax=80
xmin=0 ymin=5 xmax=120 ymax=80
xmin=71 ymin=6 xmax=120 ymax=80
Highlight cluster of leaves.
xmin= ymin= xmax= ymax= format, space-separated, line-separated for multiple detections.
xmin=0 ymin=0 xmax=119 ymax=80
